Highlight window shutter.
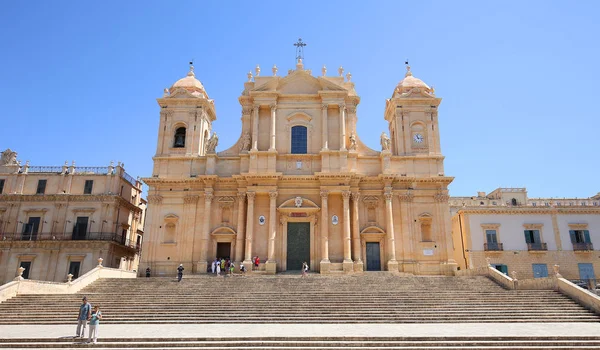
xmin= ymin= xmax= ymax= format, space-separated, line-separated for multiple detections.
xmin=533 ymin=230 xmax=541 ymax=244
xmin=524 ymin=231 xmax=532 ymax=243
xmin=569 ymin=230 xmax=576 ymax=243
xmin=584 ymin=230 xmax=591 ymax=243
xmin=22 ymin=224 xmax=30 ymax=234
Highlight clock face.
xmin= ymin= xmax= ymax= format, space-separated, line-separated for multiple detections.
xmin=413 ymin=133 xmax=424 ymax=143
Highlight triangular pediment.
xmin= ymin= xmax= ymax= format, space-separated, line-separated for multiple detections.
xmin=168 ymin=88 xmax=204 ymax=99
xmin=252 ymin=70 xmax=347 ymax=95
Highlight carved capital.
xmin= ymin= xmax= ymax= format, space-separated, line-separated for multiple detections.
xmin=435 ymin=193 xmax=450 ymax=202
xmin=384 ymin=192 xmax=393 ymax=201
xmin=338 ymin=103 xmax=346 ymax=111
xmin=320 ymin=190 xmax=329 ymax=199
xmin=351 ymin=192 xmax=360 ymax=201
xmin=147 ymin=195 xmax=163 ymax=204
xmin=270 ymin=103 xmax=277 ymax=111
xmin=204 ymin=191 xmax=214 ymax=202
xmin=269 ymin=191 xmax=278 ymax=199
xmin=342 ymin=191 xmax=351 ymax=199
xmin=253 ymin=106 xmax=259 ymax=114
xmin=246 ymin=192 xmax=256 ymax=201
xmin=346 ymin=105 xmax=356 ymax=114
xmin=242 ymin=106 xmax=253 ymax=115
xmin=237 ymin=192 xmax=246 ymax=201
xmin=183 ymin=195 xmax=199 ymax=205
xmin=321 ymin=104 xmax=328 ymax=111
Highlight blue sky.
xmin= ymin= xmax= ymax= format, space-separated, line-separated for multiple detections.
xmin=1 ymin=1 xmax=598 ymax=198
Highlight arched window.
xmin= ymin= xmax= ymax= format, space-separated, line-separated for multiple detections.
xmin=173 ymin=127 xmax=186 ymax=148
xmin=291 ymin=125 xmax=307 ymax=154
xmin=511 ymin=198 xmax=517 ymax=206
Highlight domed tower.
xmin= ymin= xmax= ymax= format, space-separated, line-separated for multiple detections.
xmin=384 ymin=65 xmax=442 ymax=163
xmin=154 ymin=64 xmax=216 ymax=160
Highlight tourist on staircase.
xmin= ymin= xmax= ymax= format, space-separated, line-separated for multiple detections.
xmin=75 ymin=296 xmax=91 ymax=339
xmin=177 ymin=264 xmax=184 ymax=282
xmin=87 ymin=305 xmax=102 ymax=344
xmin=302 ymin=262 xmax=309 ymax=277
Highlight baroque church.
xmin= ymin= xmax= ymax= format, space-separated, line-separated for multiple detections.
xmin=141 ymin=58 xmax=457 ymax=275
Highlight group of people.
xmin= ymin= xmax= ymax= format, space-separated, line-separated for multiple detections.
xmin=76 ymin=296 xmax=102 ymax=344
xmin=211 ymin=258 xmax=244 ymax=276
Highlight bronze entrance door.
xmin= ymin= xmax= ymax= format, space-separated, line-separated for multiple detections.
xmin=216 ymin=242 xmax=231 ymax=260
xmin=286 ymin=222 xmax=310 ymax=271
xmin=366 ymin=242 xmax=381 ymax=271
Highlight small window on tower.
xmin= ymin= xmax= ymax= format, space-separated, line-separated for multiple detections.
xmin=173 ymin=127 xmax=186 ymax=148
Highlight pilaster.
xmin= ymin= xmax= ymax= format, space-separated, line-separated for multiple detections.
xmin=320 ymin=190 xmax=330 ymax=273
xmin=342 ymin=190 xmax=353 ymax=273
xmin=385 ymin=188 xmax=398 ymax=272
xmin=351 ymin=191 xmax=363 ymax=272
xmin=243 ymin=192 xmax=256 ymax=266
xmin=266 ymin=191 xmax=278 ymax=274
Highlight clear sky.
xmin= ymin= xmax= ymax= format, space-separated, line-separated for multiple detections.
xmin=1 ymin=1 xmax=598 ymax=198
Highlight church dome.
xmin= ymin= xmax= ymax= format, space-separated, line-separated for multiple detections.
xmin=169 ymin=65 xmax=209 ymax=98
xmin=393 ymin=65 xmax=434 ymax=97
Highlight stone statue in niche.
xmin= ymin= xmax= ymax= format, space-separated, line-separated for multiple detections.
xmin=380 ymin=132 xmax=391 ymax=151
xmin=348 ymin=133 xmax=357 ymax=151
xmin=0 ymin=149 xmax=19 ymax=166
xmin=206 ymin=132 xmax=219 ymax=153
xmin=239 ymin=132 xmax=251 ymax=152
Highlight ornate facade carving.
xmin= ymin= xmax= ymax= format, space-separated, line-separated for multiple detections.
xmin=183 ymin=195 xmax=199 ymax=205
xmin=147 ymin=195 xmax=163 ymax=204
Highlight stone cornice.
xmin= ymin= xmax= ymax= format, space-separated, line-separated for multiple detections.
xmin=0 ymin=194 xmax=141 ymax=213
xmin=457 ymin=207 xmax=600 ymax=215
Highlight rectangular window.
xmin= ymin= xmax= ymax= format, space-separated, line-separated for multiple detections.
xmin=524 ymin=230 xmax=540 ymax=244
xmin=291 ymin=125 xmax=308 ymax=154
xmin=570 ymin=230 xmax=591 ymax=244
xmin=0 ymin=179 xmax=4 ymax=194
xmin=20 ymin=261 xmax=32 ymax=279
xmin=532 ymin=264 xmax=548 ymax=278
xmin=84 ymin=180 xmax=94 ymax=194
xmin=36 ymin=179 xmax=47 ymax=194
xmin=68 ymin=261 xmax=81 ymax=279
xmin=485 ymin=230 xmax=498 ymax=244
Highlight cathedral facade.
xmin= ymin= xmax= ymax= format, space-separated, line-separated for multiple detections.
xmin=141 ymin=60 xmax=457 ymax=275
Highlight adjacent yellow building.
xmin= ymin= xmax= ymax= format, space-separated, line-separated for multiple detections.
xmin=451 ymin=188 xmax=600 ymax=280
xmin=0 ymin=149 xmax=146 ymax=283
xmin=141 ymin=61 xmax=457 ymax=276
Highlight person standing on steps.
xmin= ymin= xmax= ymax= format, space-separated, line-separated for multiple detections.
xmin=216 ymin=261 xmax=221 ymax=276
xmin=87 ymin=305 xmax=102 ymax=344
xmin=177 ymin=264 xmax=184 ymax=282
xmin=75 ymin=296 xmax=91 ymax=338
xmin=302 ymin=262 xmax=309 ymax=277
xmin=211 ymin=259 xmax=216 ymax=274
xmin=145 ymin=267 xmax=151 ymax=278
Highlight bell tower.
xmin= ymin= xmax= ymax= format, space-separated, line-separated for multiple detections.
xmin=384 ymin=65 xmax=442 ymax=165
xmin=154 ymin=64 xmax=216 ymax=162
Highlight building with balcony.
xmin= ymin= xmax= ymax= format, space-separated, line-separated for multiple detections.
xmin=450 ymin=187 xmax=600 ymax=281
xmin=0 ymin=149 xmax=146 ymax=283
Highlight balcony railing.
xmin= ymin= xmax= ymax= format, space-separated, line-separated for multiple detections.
xmin=27 ymin=166 xmax=63 ymax=173
xmin=0 ymin=232 xmax=140 ymax=250
xmin=122 ymin=171 xmax=137 ymax=186
xmin=527 ymin=242 xmax=548 ymax=251
xmin=484 ymin=242 xmax=504 ymax=251
xmin=572 ymin=242 xmax=594 ymax=251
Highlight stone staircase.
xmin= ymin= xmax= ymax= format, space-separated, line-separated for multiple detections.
xmin=0 ymin=273 xmax=598 ymax=324
xmin=2 ymin=336 xmax=600 ymax=349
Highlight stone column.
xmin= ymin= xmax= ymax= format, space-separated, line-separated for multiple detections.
xmin=251 ymin=106 xmax=259 ymax=151
xmin=321 ymin=104 xmax=328 ymax=150
xmin=243 ymin=192 xmax=256 ymax=265
xmin=342 ymin=191 xmax=353 ymax=272
xmin=320 ymin=190 xmax=330 ymax=272
xmin=182 ymin=195 xmax=199 ymax=265
xmin=269 ymin=104 xmax=277 ymax=151
xmin=385 ymin=189 xmax=399 ymax=271
xmin=339 ymin=104 xmax=347 ymax=151
xmin=235 ymin=192 xmax=246 ymax=263
xmin=198 ymin=190 xmax=213 ymax=273
xmin=266 ymin=191 xmax=278 ymax=274
xmin=351 ymin=192 xmax=363 ymax=271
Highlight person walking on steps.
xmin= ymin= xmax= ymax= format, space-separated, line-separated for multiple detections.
xmin=87 ymin=305 xmax=102 ymax=344
xmin=177 ymin=264 xmax=184 ymax=282
xmin=75 ymin=296 xmax=91 ymax=338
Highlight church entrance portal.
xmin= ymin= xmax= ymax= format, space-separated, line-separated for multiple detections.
xmin=366 ymin=242 xmax=381 ymax=271
xmin=286 ymin=222 xmax=310 ymax=271
xmin=216 ymin=242 xmax=231 ymax=260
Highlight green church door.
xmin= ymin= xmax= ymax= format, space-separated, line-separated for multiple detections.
xmin=286 ymin=222 xmax=310 ymax=271
xmin=366 ymin=242 xmax=381 ymax=271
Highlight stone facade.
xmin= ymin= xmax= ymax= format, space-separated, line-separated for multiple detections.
xmin=451 ymin=188 xmax=600 ymax=280
xmin=0 ymin=150 xmax=146 ymax=283
xmin=141 ymin=62 xmax=457 ymax=276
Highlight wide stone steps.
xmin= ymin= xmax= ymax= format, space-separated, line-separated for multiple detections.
xmin=2 ymin=336 xmax=600 ymax=349
xmin=1 ymin=275 xmax=598 ymax=324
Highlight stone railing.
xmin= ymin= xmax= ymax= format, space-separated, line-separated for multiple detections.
xmin=455 ymin=262 xmax=600 ymax=314
xmin=0 ymin=258 xmax=136 ymax=303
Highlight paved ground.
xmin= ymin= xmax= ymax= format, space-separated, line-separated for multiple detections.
xmin=1 ymin=323 xmax=600 ymax=339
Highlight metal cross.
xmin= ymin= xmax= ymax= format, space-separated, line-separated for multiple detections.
xmin=294 ymin=38 xmax=307 ymax=60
